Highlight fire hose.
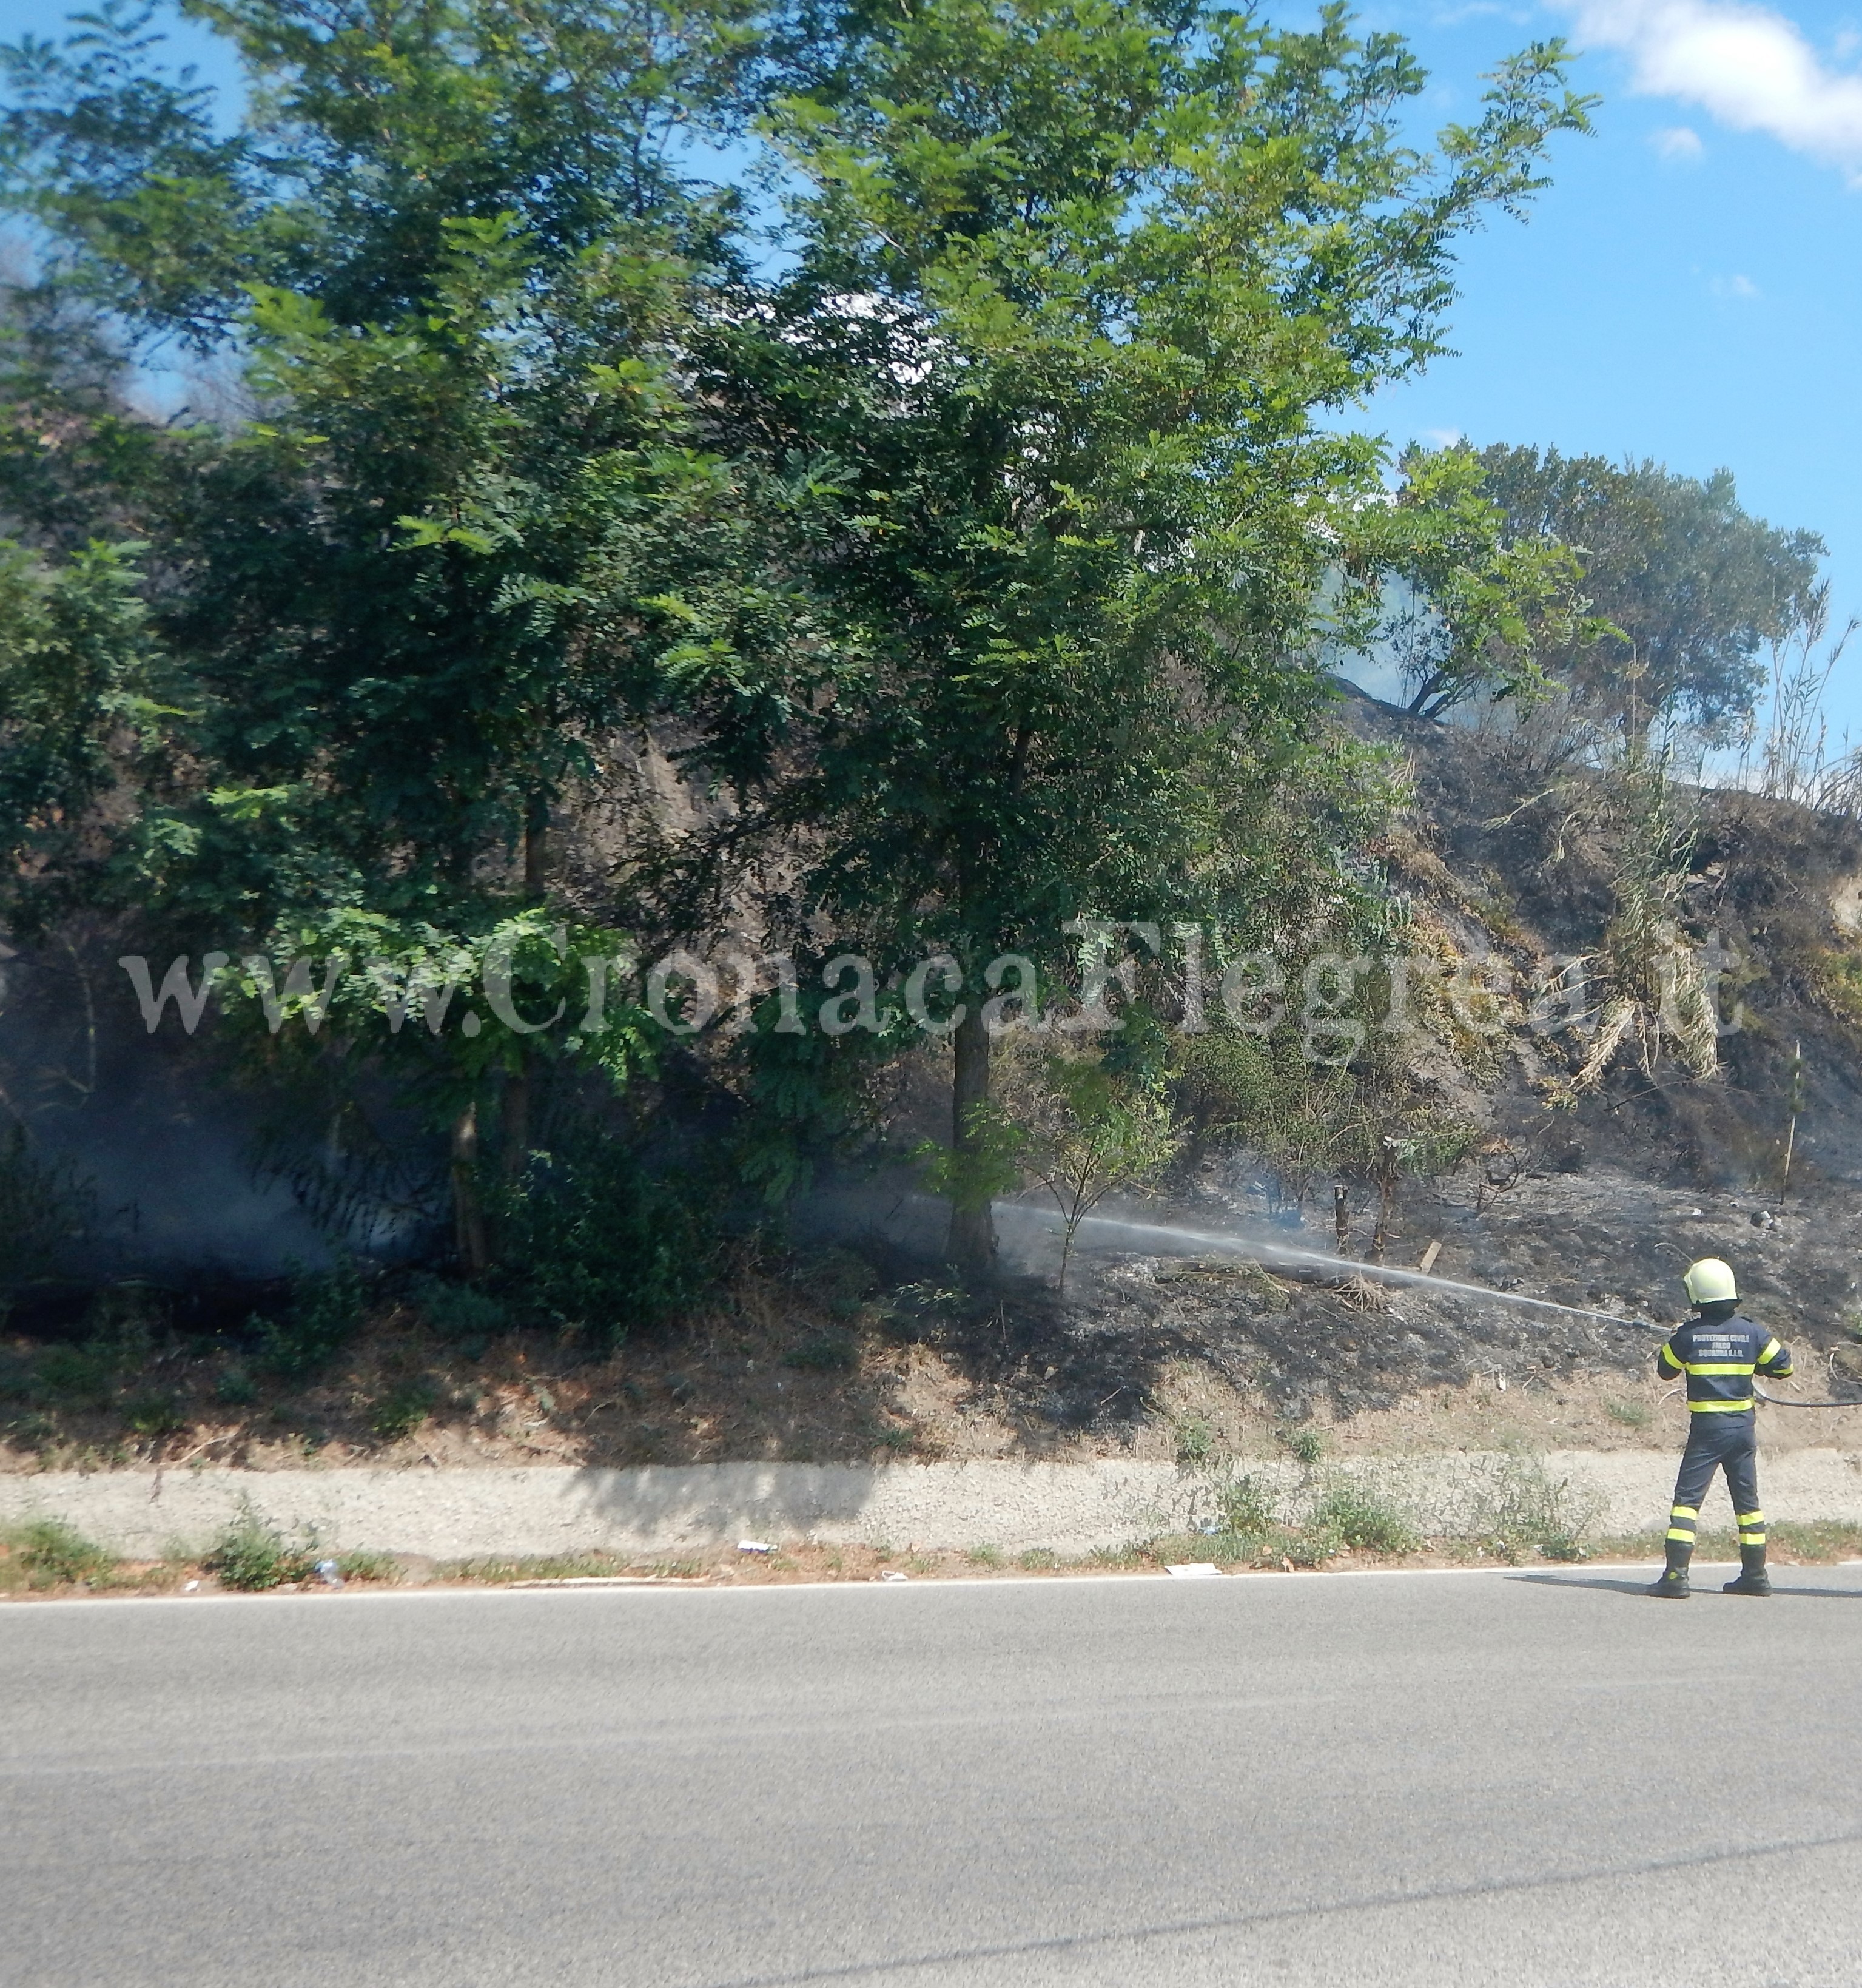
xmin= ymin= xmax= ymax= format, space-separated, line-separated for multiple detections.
xmin=1755 ymin=1381 xmax=1862 ymax=1409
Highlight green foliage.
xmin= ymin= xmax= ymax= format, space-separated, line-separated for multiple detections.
xmin=491 ymin=1135 xmax=716 ymax=1346
xmin=1308 ymin=1481 xmax=1420 ymax=1555
xmin=1460 ymin=1452 xmax=1604 ymax=1563
xmin=1278 ymin=1424 xmax=1326 ymax=1466
xmin=0 ymin=1124 xmax=93 ymax=1290
xmin=414 ymin=1276 xmax=509 ymax=1355
xmin=203 ymin=1497 xmax=317 ymax=1591
xmin=0 ymin=534 xmax=161 ymax=929
xmin=367 ymin=1378 xmax=439 ymax=1441
xmin=334 ymin=1547 xmax=400 ymax=1583
xmin=0 ymin=0 xmax=1594 ymax=1281
xmin=28 ymin=1339 xmax=116 ymax=1410
xmin=119 ymin=1390 xmax=184 ymax=1437
xmin=1214 ymin=1473 xmax=1277 ymax=1538
xmin=1009 ymin=1050 xmax=1185 ymax=1293
xmin=5 ymin=1514 xmax=114 ymax=1586
xmin=1176 ymin=992 xmax=1478 ymax=1219
xmin=254 ymin=1259 xmax=365 ymax=1380
xmin=1363 ymin=443 xmax=1601 ymax=720
xmin=1476 ymin=445 xmax=1824 ymax=735
xmin=784 ymin=1335 xmax=858 ymax=1373
xmin=213 ymin=1365 xmax=258 ymax=1407
xmin=915 ymin=1100 xmax=1026 ymax=1216
xmin=1174 ymin=1414 xmax=1216 ymax=1469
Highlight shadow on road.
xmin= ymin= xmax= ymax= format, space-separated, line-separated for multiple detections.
xmin=1506 ymin=1572 xmax=1654 ymax=1596
xmin=1507 ymin=1572 xmax=1862 ymax=1600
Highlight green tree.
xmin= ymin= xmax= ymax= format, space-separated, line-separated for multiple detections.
xmin=0 ymin=536 xmax=161 ymax=931
xmin=0 ymin=1 xmax=822 ymax=1261
xmin=1364 ymin=442 xmax=1596 ymax=720
xmin=1013 ymin=1052 xmax=1183 ymax=1296
xmin=1475 ymin=445 xmax=1824 ymax=735
xmin=689 ymin=0 xmax=1590 ymax=1270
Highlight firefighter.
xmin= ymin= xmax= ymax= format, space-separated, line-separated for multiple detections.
xmin=1648 ymin=1258 xmax=1792 ymax=1599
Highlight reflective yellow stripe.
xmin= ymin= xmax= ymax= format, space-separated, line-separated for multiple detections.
xmin=1689 ymin=1398 xmax=1754 ymax=1411
xmin=1736 ymin=1511 xmax=1764 ymax=1525
xmin=1659 ymin=1348 xmax=1683 ymax=1370
xmin=1684 ymin=1363 xmax=1756 ymax=1375
xmin=1665 ymin=1528 xmax=1695 ymax=1542
xmin=1759 ymin=1339 xmax=1781 ymax=1364
xmin=1670 ymin=1505 xmax=1698 ymax=1520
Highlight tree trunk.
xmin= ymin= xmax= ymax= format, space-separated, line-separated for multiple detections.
xmin=946 ymin=1002 xmax=998 ymax=1276
xmin=502 ymin=1066 xmax=531 ymax=1184
xmin=502 ymin=798 xmax=547 ymax=1183
xmin=451 ymin=1098 xmax=488 ymax=1277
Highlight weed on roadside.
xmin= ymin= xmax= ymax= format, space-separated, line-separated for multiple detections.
xmin=367 ymin=1378 xmax=439 ymax=1441
xmin=1174 ymin=1415 xmax=1215 ymax=1468
xmin=203 ymin=1498 xmax=318 ymax=1591
xmin=1276 ymin=1424 xmax=1326 ymax=1466
xmin=1 ymin=1516 xmax=116 ymax=1589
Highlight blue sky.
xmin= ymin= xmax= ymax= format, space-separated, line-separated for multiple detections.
xmin=2 ymin=0 xmax=1860 ymax=732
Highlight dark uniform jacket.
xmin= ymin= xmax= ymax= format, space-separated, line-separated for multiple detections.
xmin=1657 ymin=1314 xmax=1792 ymax=1420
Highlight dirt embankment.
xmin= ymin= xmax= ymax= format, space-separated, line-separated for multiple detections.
xmin=8 ymin=698 xmax=1862 ymax=1474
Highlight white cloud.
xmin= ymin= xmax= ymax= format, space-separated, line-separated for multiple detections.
xmin=1573 ymin=0 xmax=1862 ymax=177
xmin=1650 ymin=122 xmax=1706 ymax=158
xmin=1710 ymin=271 xmax=1763 ymax=297
xmin=1422 ymin=426 xmax=1468 ymax=446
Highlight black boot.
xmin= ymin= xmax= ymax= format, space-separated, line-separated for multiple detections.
xmin=1723 ymin=1545 xmax=1771 ymax=1597
xmin=1647 ymin=1537 xmax=1691 ymax=1598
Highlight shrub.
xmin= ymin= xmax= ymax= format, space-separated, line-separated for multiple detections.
xmin=204 ymin=1498 xmax=317 ymax=1590
xmin=0 ymin=1125 xmax=93 ymax=1289
xmin=1308 ymin=1481 xmax=1420 ymax=1555
xmin=255 ymin=1259 xmax=366 ymax=1379
xmin=1213 ymin=1473 xmax=1277 ymax=1540
xmin=414 ymin=1277 xmax=508 ymax=1356
xmin=213 ymin=1366 xmax=258 ymax=1407
xmin=492 ymin=1136 xmax=717 ymax=1348
xmin=335 ymin=1548 xmax=400 ymax=1583
xmin=121 ymin=1391 xmax=186 ymax=1438
xmin=784 ymin=1335 xmax=858 ymax=1373
xmin=29 ymin=1342 xmax=116 ymax=1410
xmin=367 ymin=1378 xmax=438 ymax=1440
xmin=6 ymin=1515 xmax=115 ymax=1586
xmin=1605 ymin=1399 xmax=1650 ymax=1429
xmin=1462 ymin=1453 xmax=1605 ymax=1563
xmin=1277 ymin=1423 xmax=1326 ymax=1466
xmin=1174 ymin=1414 xmax=1215 ymax=1468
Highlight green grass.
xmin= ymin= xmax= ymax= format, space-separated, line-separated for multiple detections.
xmin=1276 ymin=1424 xmax=1326 ymax=1466
xmin=1307 ymin=1483 xmax=1420 ymax=1555
xmin=784 ymin=1335 xmax=859 ymax=1373
xmin=121 ymin=1391 xmax=186 ymax=1438
xmin=366 ymin=1378 xmax=439 ymax=1440
xmin=334 ymin=1548 xmax=401 ymax=1583
xmin=1605 ymin=1400 xmax=1652 ymax=1429
xmin=1 ymin=1516 xmax=117 ymax=1589
xmin=203 ymin=1498 xmax=318 ymax=1591
xmin=1174 ymin=1415 xmax=1215 ymax=1467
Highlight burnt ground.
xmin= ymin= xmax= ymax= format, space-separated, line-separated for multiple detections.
xmin=7 ymin=1151 xmax=1861 ymax=1474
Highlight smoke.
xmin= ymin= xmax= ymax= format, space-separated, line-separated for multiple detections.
xmin=0 ymin=931 xmax=335 ymax=1282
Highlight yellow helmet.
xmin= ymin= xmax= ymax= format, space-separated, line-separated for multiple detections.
xmin=1683 ymin=1258 xmax=1738 ymax=1306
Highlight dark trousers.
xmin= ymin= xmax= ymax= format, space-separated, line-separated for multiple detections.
xmin=1667 ymin=1415 xmax=1766 ymax=1560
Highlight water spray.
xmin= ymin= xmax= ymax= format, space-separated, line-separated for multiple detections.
xmin=1006 ymin=1204 xmax=1666 ymax=1336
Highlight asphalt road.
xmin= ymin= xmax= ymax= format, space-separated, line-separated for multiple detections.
xmin=7 ymin=1565 xmax=1862 ymax=1988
